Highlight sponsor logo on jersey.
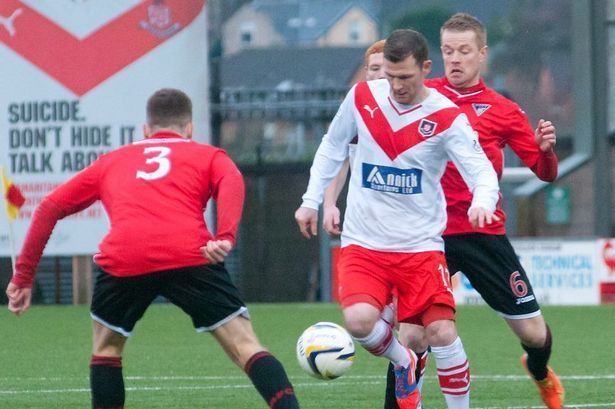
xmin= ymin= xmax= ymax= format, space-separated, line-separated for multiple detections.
xmin=362 ymin=163 xmax=422 ymax=195
xmin=418 ymin=118 xmax=437 ymax=138
xmin=472 ymin=103 xmax=491 ymax=116
xmin=362 ymin=104 xmax=379 ymax=119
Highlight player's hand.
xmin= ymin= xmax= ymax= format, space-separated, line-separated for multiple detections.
xmin=6 ymin=282 xmax=32 ymax=316
xmin=534 ymin=119 xmax=556 ymax=153
xmin=201 ymin=240 xmax=232 ymax=264
xmin=468 ymin=207 xmax=501 ymax=229
xmin=323 ymin=205 xmax=342 ymax=235
xmin=295 ymin=206 xmax=318 ymax=239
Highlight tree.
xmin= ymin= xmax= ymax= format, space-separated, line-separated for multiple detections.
xmin=388 ymin=6 xmax=453 ymax=46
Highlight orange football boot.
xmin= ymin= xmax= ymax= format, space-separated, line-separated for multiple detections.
xmin=521 ymin=353 xmax=565 ymax=409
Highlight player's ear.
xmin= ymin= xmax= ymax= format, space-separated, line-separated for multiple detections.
xmin=479 ymin=45 xmax=488 ymax=64
xmin=143 ymin=124 xmax=151 ymax=138
xmin=184 ymin=122 xmax=193 ymax=139
xmin=422 ymin=59 xmax=432 ymax=76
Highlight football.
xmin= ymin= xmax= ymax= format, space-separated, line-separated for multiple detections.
xmin=296 ymin=322 xmax=355 ymax=380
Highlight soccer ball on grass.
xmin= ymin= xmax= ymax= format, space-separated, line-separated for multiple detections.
xmin=296 ymin=322 xmax=355 ymax=380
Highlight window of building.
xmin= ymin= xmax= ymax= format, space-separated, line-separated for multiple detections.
xmin=240 ymin=21 xmax=255 ymax=47
xmin=349 ymin=20 xmax=360 ymax=43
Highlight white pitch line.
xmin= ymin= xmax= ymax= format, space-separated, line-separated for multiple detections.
xmin=1 ymin=382 xmax=615 ymax=409
xmin=1 ymin=374 xmax=615 ymax=382
xmin=0 ymin=380 xmax=382 ymax=395
xmin=473 ymin=404 xmax=615 ymax=409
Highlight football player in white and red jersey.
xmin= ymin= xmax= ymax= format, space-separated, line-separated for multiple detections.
xmin=6 ymin=89 xmax=300 ymax=409
xmin=296 ymin=29 xmax=500 ymax=409
xmin=378 ymin=14 xmax=564 ymax=409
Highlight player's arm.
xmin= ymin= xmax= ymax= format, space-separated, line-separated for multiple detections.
xmin=202 ymin=151 xmax=245 ymax=264
xmin=322 ymin=159 xmax=350 ymax=235
xmin=7 ymin=163 xmax=101 ymax=315
xmin=296 ymin=86 xmax=357 ymax=239
xmin=444 ymin=114 xmax=500 ymax=229
xmin=505 ymin=107 xmax=558 ymax=182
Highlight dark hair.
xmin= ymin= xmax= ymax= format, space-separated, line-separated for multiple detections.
xmin=384 ymin=29 xmax=429 ymax=65
xmin=441 ymin=13 xmax=487 ymax=48
xmin=146 ymin=88 xmax=192 ymax=129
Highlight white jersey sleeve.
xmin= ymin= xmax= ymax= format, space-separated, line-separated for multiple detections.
xmin=301 ymin=86 xmax=358 ymax=209
xmin=443 ymin=114 xmax=499 ymax=213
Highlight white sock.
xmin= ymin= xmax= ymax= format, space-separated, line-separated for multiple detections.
xmin=354 ymin=319 xmax=410 ymax=368
xmin=431 ymin=337 xmax=470 ymax=409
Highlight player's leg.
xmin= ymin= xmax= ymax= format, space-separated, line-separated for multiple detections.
xmin=396 ymin=251 xmax=469 ymax=409
xmin=425 ymin=318 xmax=470 ymax=409
xmin=507 ymin=308 xmax=563 ymax=409
xmin=384 ymin=324 xmax=429 ymax=409
xmin=445 ymin=234 xmax=564 ymax=408
xmin=211 ymin=315 xmax=299 ymax=409
xmin=91 ymin=322 xmax=128 ymax=409
xmin=338 ymin=245 xmax=419 ymax=408
xmin=89 ymin=270 xmax=157 ymax=409
xmin=162 ymin=264 xmax=299 ymax=408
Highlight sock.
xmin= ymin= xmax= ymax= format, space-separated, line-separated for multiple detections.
xmin=244 ymin=351 xmax=299 ymax=409
xmin=383 ymin=350 xmax=428 ymax=409
xmin=522 ymin=324 xmax=552 ymax=381
xmin=90 ymin=355 xmax=125 ymax=409
xmin=384 ymin=362 xmax=398 ymax=409
xmin=354 ymin=319 xmax=410 ymax=368
xmin=431 ymin=337 xmax=470 ymax=409
xmin=381 ymin=303 xmax=396 ymax=328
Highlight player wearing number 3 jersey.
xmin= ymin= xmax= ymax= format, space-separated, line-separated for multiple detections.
xmin=5 ymin=89 xmax=300 ymax=409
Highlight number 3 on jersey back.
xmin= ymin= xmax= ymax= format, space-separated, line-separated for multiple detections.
xmin=136 ymin=146 xmax=171 ymax=181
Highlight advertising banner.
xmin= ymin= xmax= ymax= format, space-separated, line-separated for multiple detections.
xmin=453 ymin=239 xmax=601 ymax=306
xmin=0 ymin=0 xmax=209 ymax=255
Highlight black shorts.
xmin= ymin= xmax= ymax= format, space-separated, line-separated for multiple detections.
xmin=90 ymin=264 xmax=249 ymax=337
xmin=444 ymin=233 xmax=541 ymax=319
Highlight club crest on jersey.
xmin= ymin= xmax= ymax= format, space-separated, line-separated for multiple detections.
xmin=472 ymin=103 xmax=491 ymax=116
xmin=418 ymin=119 xmax=437 ymax=138
xmin=362 ymin=163 xmax=422 ymax=195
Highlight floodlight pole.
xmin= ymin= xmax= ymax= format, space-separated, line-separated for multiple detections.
xmin=590 ymin=0 xmax=611 ymax=236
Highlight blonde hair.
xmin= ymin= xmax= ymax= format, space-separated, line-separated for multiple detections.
xmin=441 ymin=13 xmax=487 ymax=48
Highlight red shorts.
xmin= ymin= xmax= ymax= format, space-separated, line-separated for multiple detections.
xmin=337 ymin=245 xmax=455 ymax=326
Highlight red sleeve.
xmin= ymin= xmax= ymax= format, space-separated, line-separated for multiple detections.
xmin=209 ymin=151 xmax=245 ymax=245
xmin=11 ymin=163 xmax=101 ymax=288
xmin=504 ymin=105 xmax=558 ymax=182
xmin=530 ymin=150 xmax=558 ymax=182
xmin=12 ymin=199 xmax=63 ymax=288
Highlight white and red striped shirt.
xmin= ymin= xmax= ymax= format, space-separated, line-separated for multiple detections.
xmin=301 ymin=79 xmax=499 ymax=252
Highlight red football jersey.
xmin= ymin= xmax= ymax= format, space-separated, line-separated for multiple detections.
xmin=425 ymin=77 xmax=558 ymax=235
xmin=14 ymin=132 xmax=244 ymax=285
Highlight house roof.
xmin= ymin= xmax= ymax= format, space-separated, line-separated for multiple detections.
xmin=220 ymin=46 xmax=366 ymax=89
xmin=250 ymin=0 xmax=378 ymax=44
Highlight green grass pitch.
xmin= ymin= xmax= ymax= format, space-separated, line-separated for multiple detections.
xmin=0 ymin=303 xmax=613 ymax=408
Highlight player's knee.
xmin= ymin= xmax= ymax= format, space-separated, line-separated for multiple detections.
xmin=342 ymin=304 xmax=380 ymax=337
xmin=508 ymin=317 xmax=547 ymax=348
xmin=399 ymin=325 xmax=428 ymax=352
xmin=425 ymin=319 xmax=458 ymax=347
xmin=517 ymin=326 xmax=547 ymax=348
